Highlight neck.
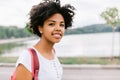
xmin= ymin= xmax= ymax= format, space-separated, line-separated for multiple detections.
xmin=34 ymin=38 xmax=55 ymax=60
xmin=34 ymin=38 xmax=54 ymax=55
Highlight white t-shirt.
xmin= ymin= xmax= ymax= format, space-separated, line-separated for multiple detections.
xmin=16 ymin=47 xmax=63 ymax=80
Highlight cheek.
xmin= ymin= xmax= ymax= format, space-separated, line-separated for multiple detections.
xmin=62 ymin=28 xmax=65 ymax=34
xmin=43 ymin=28 xmax=53 ymax=35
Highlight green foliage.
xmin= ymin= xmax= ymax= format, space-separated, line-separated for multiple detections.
xmin=59 ymin=57 xmax=120 ymax=64
xmin=100 ymin=7 xmax=120 ymax=29
xmin=0 ymin=43 xmax=24 ymax=54
xmin=25 ymin=23 xmax=33 ymax=34
xmin=0 ymin=23 xmax=119 ymax=39
xmin=0 ymin=57 xmax=18 ymax=63
xmin=0 ymin=26 xmax=33 ymax=39
xmin=65 ymin=24 xmax=119 ymax=35
xmin=100 ymin=7 xmax=120 ymax=61
xmin=1 ymin=56 xmax=120 ymax=64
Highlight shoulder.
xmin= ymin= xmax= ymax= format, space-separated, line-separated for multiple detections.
xmin=16 ymin=48 xmax=32 ymax=72
xmin=17 ymin=49 xmax=31 ymax=61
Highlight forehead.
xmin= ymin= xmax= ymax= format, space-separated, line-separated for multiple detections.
xmin=46 ymin=13 xmax=64 ymax=22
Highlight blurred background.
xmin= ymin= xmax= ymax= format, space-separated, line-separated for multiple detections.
xmin=0 ymin=0 xmax=120 ymax=60
xmin=0 ymin=0 xmax=120 ymax=80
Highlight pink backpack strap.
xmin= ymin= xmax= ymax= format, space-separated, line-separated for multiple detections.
xmin=11 ymin=69 xmax=16 ymax=80
xmin=11 ymin=48 xmax=39 ymax=80
xmin=28 ymin=48 xmax=39 ymax=80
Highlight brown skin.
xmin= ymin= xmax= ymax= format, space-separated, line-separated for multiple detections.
xmin=16 ymin=13 xmax=65 ymax=80
xmin=16 ymin=64 xmax=33 ymax=80
xmin=34 ymin=13 xmax=65 ymax=60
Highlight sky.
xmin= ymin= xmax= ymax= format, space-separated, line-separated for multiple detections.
xmin=0 ymin=0 xmax=120 ymax=28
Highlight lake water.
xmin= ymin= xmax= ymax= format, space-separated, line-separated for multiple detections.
xmin=1 ymin=32 xmax=120 ymax=57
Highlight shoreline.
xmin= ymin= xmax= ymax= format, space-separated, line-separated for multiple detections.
xmin=0 ymin=37 xmax=35 ymax=44
xmin=0 ymin=63 xmax=120 ymax=69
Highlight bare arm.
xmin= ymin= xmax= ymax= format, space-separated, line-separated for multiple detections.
xmin=16 ymin=64 xmax=32 ymax=80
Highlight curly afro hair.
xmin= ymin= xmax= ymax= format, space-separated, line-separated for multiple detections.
xmin=29 ymin=0 xmax=75 ymax=37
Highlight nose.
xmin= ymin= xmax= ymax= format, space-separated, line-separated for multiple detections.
xmin=54 ymin=25 xmax=61 ymax=31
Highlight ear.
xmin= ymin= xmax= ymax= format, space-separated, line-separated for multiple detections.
xmin=38 ymin=26 xmax=43 ymax=34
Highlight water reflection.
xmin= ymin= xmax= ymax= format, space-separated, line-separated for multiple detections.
xmin=0 ymin=43 xmax=24 ymax=55
xmin=1 ymin=39 xmax=39 ymax=57
xmin=55 ymin=32 xmax=120 ymax=57
xmin=1 ymin=32 xmax=120 ymax=57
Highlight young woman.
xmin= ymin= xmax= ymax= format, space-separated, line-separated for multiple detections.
xmin=15 ymin=0 xmax=75 ymax=80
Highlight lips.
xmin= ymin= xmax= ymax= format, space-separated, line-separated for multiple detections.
xmin=52 ymin=33 xmax=62 ymax=39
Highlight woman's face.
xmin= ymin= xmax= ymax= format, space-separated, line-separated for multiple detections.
xmin=39 ymin=13 xmax=65 ymax=44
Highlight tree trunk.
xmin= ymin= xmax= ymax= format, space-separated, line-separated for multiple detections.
xmin=119 ymin=27 xmax=120 ymax=57
xmin=111 ymin=27 xmax=115 ymax=61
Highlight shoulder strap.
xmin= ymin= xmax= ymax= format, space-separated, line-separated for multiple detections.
xmin=28 ymin=48 xmax=39 ymax=80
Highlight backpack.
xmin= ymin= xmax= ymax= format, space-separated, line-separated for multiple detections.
xmin=10 ymin=48 xmax=39 ymax=80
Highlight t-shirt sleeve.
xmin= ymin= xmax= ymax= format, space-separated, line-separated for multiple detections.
xmin=16 ymin=49 xmax=32 ymax=72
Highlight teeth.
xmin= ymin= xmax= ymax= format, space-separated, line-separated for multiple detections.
xmin=53 ymin=34 xmax=61 ymax=38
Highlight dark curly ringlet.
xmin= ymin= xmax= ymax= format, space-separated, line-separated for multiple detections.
xmin=29 ymin=0 xmax=75 ymax=37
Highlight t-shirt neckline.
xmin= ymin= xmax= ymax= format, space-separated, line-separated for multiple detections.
xmin=32 ymin=47 xmax=56 ymax=62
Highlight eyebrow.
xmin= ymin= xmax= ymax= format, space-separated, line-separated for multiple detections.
xmin=47 ymin=20 xmax=65 ymax=23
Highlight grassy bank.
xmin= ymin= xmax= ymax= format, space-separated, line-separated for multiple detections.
xmin=0 ymin=43 xmax=25 ymax=55
xmin=59 ymin=57 xmax=120 ymax=65
xmin=0 ymin=56 xmax=120 ymax=65
xmin=0 ymin=57 xmax=18 ymax=63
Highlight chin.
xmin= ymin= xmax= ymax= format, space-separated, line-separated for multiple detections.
xmin=55 ymin=40 xmax=61 ymax=43
xmin=55 ymin=41 xmax=61 ymax=43
xmin=53 ymin=39 xmax=61 ymax=43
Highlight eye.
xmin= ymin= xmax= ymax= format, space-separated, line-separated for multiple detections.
xmin=60 ymin=23 xmax=65 ymax=27
xmin=49 ymin=23 xmax=55 ymax=26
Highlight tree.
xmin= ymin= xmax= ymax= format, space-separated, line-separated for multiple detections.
xmin=100 ymin=7 xmax=120 ymax=60
xmin=25 ymin=23 xmax=33 ymax=34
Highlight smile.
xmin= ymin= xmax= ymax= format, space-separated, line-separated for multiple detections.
xmin=52 ymin=33 xmax=62 ymax=39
